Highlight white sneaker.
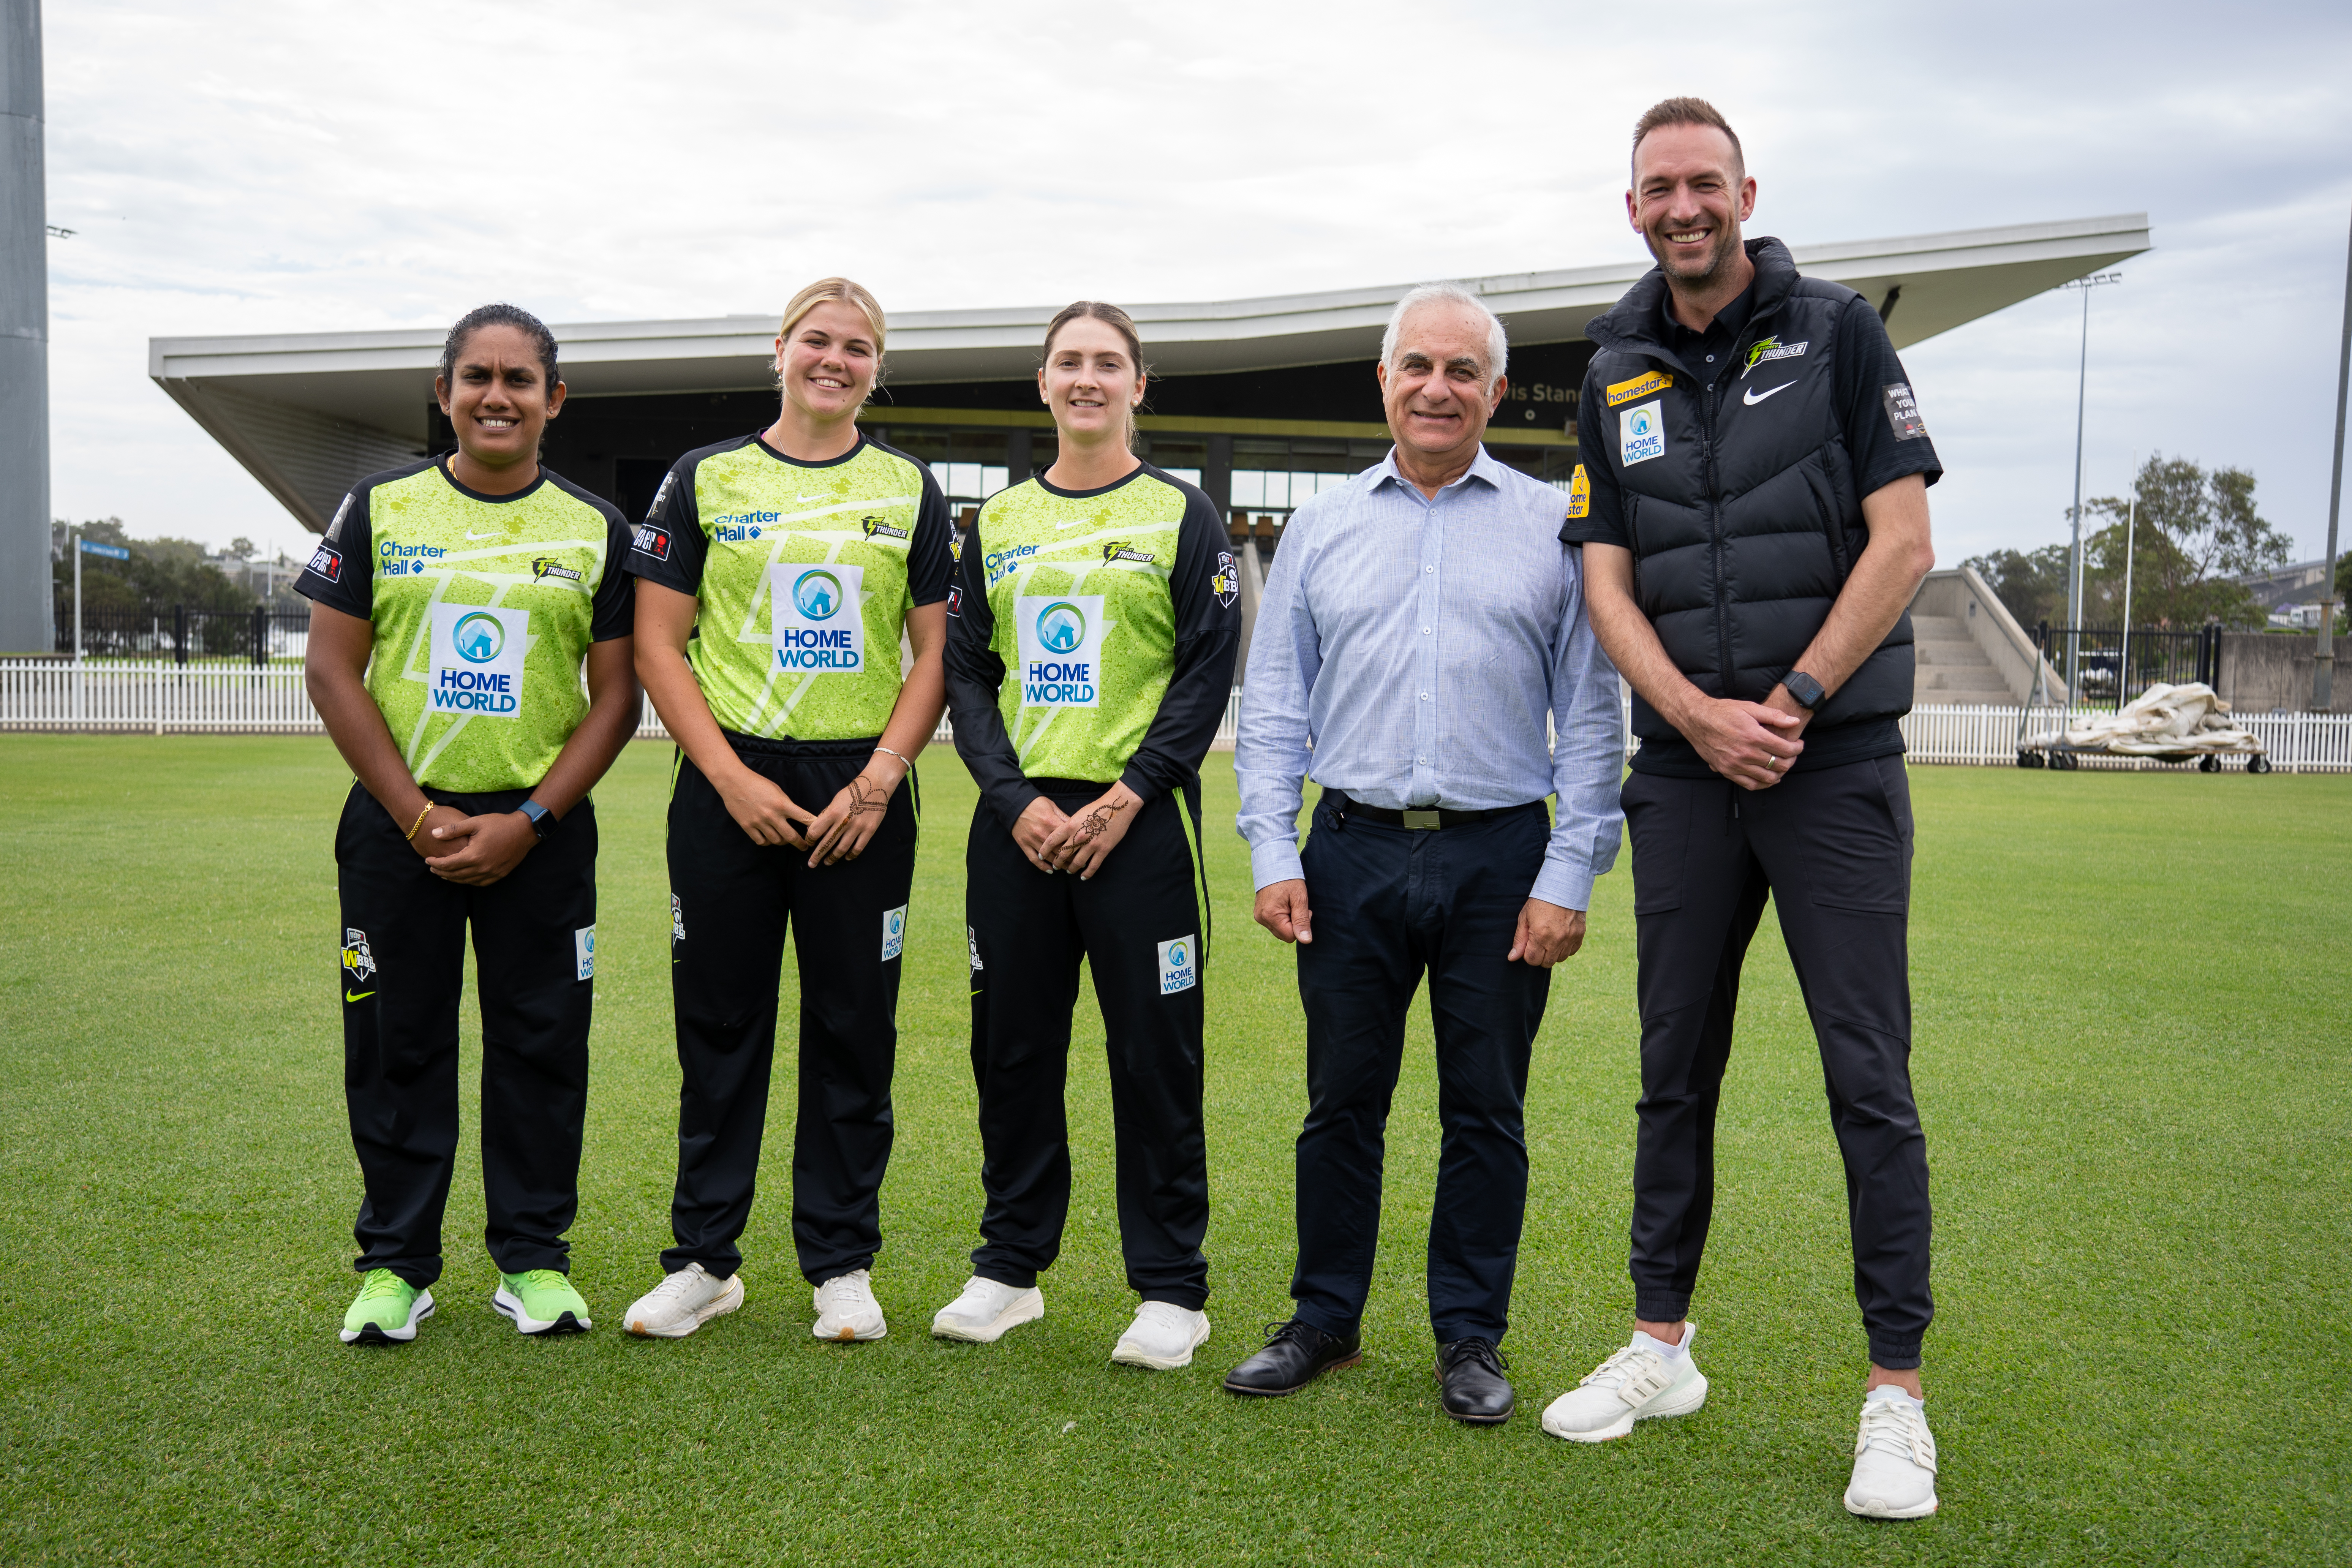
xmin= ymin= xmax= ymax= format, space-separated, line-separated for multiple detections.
xmin=1541 ymin=1325 xmax=1710 ymax=1442
xmin=812 ymin=1268 xmax=887 ymax=1342
xmin=1845 ymin=1387 xmax=1939 ymax=1519
xmin=929 ymin=1276 xmax=1044 ymax=1343
xmin=624 ymin=1262 xmax=745 ymax=1339
xmin=1110 ymin=1301 xmax=1211 ymax=1370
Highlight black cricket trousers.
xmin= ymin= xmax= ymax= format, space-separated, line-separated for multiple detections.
xmin=663 ymin=735 xmax=918 ymax=1286
xmin=964 ymin=778 xmax=1213 ymax=1310
xmin=337 ymin=782 xmax=596 ymax=1289
xmin=1289 ymin=793 xmax=1555 ymax=1345
xmin=1622 ymin=755 xmax=1933 ymax=1369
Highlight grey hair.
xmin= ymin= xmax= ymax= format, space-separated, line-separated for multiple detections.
xmin=1379 ymin=282 xmax=1509 ymax=389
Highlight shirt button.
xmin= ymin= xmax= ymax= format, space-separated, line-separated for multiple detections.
xmin=1416 ymin=755 xmax=1427 ymax=764
xmin=1421 ymin=626 xmax=1432 ymax=635
xmin=1424 ymin=565 xmax=1434 ymax=573
xmin=1420 ymin=692 xmax=1430 ymax=700
xmin=1705 ymin=353 xmax=1716 ymax=362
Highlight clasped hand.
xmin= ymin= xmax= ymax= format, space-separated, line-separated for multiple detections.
xmin=1015 ymin=781 xmax=1142 ymax=880
xmin=417 ymin=803 xmax=537 ymax=886
xmin=1687 ymin=688 xmax=1810 ymax=790
xmin=718 ymin=761 xmax=901 ymax=869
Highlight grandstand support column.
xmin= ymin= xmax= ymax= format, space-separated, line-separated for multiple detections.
xmin=2314 ymin=202 xmax=2349 ymax=711
xmin=0 ymin=0 xmax=49 ymax=655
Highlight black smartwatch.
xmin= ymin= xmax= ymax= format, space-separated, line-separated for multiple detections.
xmin=1782 ymin=670 xmax=1827 ymax=712
xmin=516 ymin=799 xmax=553 ymax=841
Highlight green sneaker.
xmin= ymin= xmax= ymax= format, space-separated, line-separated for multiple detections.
xmin=341 ymin=1268 xmax=434 ymax=1345
xmin=492 ymin=1269 xmax=591 ymax=1336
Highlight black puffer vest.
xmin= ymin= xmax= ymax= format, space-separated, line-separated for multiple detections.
xmin=1582 ymin=237 xmax=1912 ymax=738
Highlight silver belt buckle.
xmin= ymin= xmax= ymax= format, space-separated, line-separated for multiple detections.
xmin=1402 ymin=809 xmax=1442 ymax=831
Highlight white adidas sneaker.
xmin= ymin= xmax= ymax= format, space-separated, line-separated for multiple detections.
xmin=623 ymin=1262 xmax=745 ymax=1339
xmin=1845 ymin=1386 xmax=1939 ymax=1519
xmin=812 ymin=1268 xmax=887 ymax=1342
xmin=1541 ymin=1325 xmax=1710 ymax=1442
xmin=1110 ymin=1301 xmax=1211 ymax=1369
xmin=929 ymin=1276 xmax=1044 ymax=1343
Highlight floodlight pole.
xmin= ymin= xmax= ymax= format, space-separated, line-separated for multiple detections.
xmin=1 ymin=0 xmax=54 ymax=655
xmin=2118 ymin=495 xmax=2136 ymax=707
xmin=2315 ymin=204 xmax=2351 ymax=711
xmin=2060 ymin=272 xmax=2121 ymax=700
xmin=71 ymin=521 xmax=79 ymax=659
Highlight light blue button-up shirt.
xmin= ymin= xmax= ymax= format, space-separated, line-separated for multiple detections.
xmin=1234 ymin=445 xmax=1624 ymax=911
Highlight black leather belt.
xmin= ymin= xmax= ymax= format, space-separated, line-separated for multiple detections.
xmin=1326 ymin=791 xmax=1536 ymax=830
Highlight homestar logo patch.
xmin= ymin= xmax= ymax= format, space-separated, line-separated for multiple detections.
xmin=768 ymin=563 xmax=865 ymax=672
xmin=1619 ymin=401 xmax=1666 ymax=468
xmin=1606 ymin=369 xmax=1672 ymax=407
xmin=427 ymin=603 xmax=528 ymax=715
xmin=1015 ymin=594 xmax=1106 ymax=708
xmin=1157 ymin=934 xmax=1197 ymax=995
xmin=1567 ymin=464 xmax=1590 ymax=520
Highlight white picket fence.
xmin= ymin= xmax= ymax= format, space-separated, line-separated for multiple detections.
xmin=5 ymin=662 xmax=2350 ymax=772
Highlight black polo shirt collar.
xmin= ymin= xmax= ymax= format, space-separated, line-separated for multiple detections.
xmin=1660 ymin=275 xmax=1759 ymax=386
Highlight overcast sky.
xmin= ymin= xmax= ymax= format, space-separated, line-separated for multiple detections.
xmin=37 ymin=0 xmax=2352 ymax=570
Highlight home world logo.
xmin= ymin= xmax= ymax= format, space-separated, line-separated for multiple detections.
xmin=427 ymin=604 xmax=527 ymax=716
xmin=1015 ymin=594 xmax=1106 ymax=708
xmin=769 ymin=563 xmax=865 ymax=672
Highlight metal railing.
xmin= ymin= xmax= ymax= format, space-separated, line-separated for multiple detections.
xmin=7 ymin=668 xmax=2350 ymax=772
xmin=2030 ymin=621 xmax=2222 ymax=710
xmin=52 ymin=603 xmax=312 ymax=665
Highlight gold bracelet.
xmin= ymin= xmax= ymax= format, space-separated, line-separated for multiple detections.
xmin=403 ymin=802 xmax=434 ymax=841
xmin=873 ymin=744 xmax=914 ymax=778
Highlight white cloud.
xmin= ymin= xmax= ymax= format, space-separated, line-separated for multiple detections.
xmin=36 ymin=0 xmax=2352 ymax=568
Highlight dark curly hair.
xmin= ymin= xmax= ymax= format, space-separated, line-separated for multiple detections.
xmin=438 ymin=303 xmax=559 ymax=388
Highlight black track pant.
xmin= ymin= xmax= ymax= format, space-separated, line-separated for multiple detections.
xmin=1623 ymin=756 xmax=1933 ymax=1369
xmin=337 ymin=782 xmax=596 ymax=1289
xmin=663 ymin=735 xmax=917 ymax=1285
xmin=1289 ymin=795 xmax=1555 ymax=1345
xmin=964 ymin=778 xmax=1212 ymax=1309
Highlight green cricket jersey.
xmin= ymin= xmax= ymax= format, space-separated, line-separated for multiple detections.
xmin=944 ymin=462 xmax=1241 ymax=826
xmin=623 ymin=433 xmax=953 ymax=741
xmin=295 ymin=457 xmax=634 ymax=793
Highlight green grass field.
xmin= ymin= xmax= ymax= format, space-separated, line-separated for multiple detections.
xmin=1 ymin=736 xmax=2344 ymax=1566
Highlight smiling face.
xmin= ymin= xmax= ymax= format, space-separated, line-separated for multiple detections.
xmin=1375 ymin=302 xmax=1505 ymax=466
xmin=435 ymin=323 xmax=563 ymax=471
xmin=1037 ymin=315 xmax=1144 ymax=445
xmin=775 ymin=300 xmax=880 ymax=424
xmin=1627 ymin=122 xmax=1757 ymax=289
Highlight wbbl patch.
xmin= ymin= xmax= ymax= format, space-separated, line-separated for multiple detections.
xmin=881 ymin=905 xmax=907 ymax=963
xmin=671 ymin=893 xmax=685 ymax=946
xmin=967 ymin=925 xmax=984 ymax=972
xmin=341 ymin=928 xmax=376 ymax=981
xmin=1211 ymin=551 xmax=1239 ymax=609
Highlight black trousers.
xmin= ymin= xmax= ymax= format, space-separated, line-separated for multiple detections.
xmin=336 ymin=782 xmax=596 ymax=1289
xmin=1290 ymin=794 xmax=1554 ymax=1345
xmin=1623 ymin=756 xmax=1933 ymax=1369
xmin=964 ymin=779 xmax=1213 ymax=1309
xmin=663 ymin=735 xmax=917 ymax=1285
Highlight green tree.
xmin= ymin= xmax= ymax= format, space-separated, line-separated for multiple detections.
xmin=1962 ymin=541 xmax=2072 ymax=630
xmin=51 ymin=518 xmax=254 ymax=654
xmin=2082 ymin=454 xmax=2289 ymax=628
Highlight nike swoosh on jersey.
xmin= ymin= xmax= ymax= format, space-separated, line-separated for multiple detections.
xmin=345 ymin=989 xmax=376 ymax=1002
xmin=465 ymin=531 xmax=508 ymax=541
xmin=798 ymin=494 xmax=825 ymax=502
xmin=1743 ymin=381 xmax=1797 ymax=406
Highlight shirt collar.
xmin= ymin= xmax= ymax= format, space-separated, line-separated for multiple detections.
xmin=1373 ymin=442 xmax=1507 ymax=495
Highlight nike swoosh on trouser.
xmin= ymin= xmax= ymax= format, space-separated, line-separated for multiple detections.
xmin=345 ymin=989 xmax=375 ymax=1002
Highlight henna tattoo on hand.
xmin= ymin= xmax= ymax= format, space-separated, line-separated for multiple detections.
xmin=1075 ymin=799 xmax=1128 ymax=843
xmin=844 ymin=777 xmax=885 ymax=818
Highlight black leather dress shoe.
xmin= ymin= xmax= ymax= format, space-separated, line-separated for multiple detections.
xmin=1435 ymin=1337 xmax=1514 ymax=1424
xmin=1223 ymin=1319 xmax=1363 ymax=1396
